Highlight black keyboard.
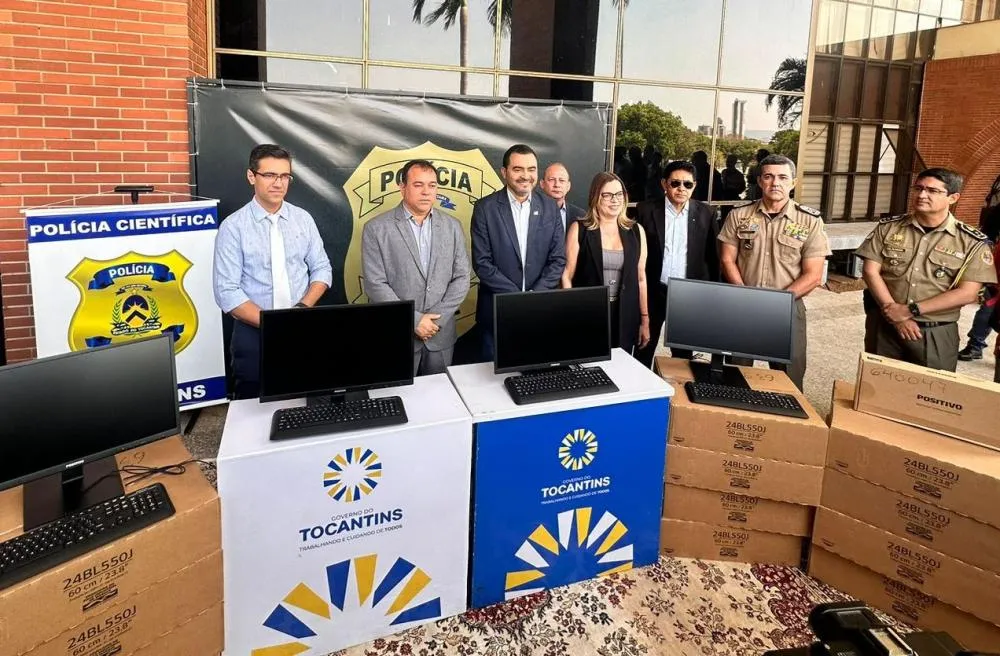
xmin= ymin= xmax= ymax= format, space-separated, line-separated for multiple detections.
xmin=684 ymin=381 xmax=809 ymax=419
xmin=270 ymin=396 xmax=408 ymax=441
xmin=0 ymin=482 xmax=174 ymax=591
xmin=504 ymin=366 xmax=619 ymax=405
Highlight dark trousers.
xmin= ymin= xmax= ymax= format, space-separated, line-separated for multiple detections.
xmin=965 ymin=287 xmax=995 ymax=351
xmin=729 ymin=299 xmax=807 ymax=391
xmin=864 ymin=312 xmax=959 ymax=372
xmin=635 ymin=283 xmax=692 ymax=369
xmin=231 ymin=321 xmax=260 ymax=400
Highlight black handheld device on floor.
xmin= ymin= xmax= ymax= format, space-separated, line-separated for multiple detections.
xmin=763 ymin=601 xmax=998 ymax=656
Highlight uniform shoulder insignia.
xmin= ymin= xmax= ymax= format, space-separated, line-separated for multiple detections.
xmin=733 ymin=201 xmax=753 ymax=209
xmin=957 ymin=221 xmax=988 ymax=241
xmin=878 ymin=215 xmax=905 ymax=224
xmin=796 ymin=204 xmax=821 ymax=217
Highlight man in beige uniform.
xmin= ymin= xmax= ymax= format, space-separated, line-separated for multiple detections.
xmin=856 ymin=167 xmax=996 ymax=372
xmin=719 ymin=154 xmax=831 ymax=390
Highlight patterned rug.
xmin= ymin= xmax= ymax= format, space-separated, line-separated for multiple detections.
xmin=334 ymin=556 xmax=876 ymax=656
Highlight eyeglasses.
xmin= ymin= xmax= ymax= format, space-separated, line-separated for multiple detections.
xmin=599 ymin=191 xmax=625 ymax=201
xmin=668 ymin=180 xmax=695 ymax=190
xmin=911 ymin=184 xmax=948 ymax=196
xmin=253 ymin=171 xmax=294 ymax=183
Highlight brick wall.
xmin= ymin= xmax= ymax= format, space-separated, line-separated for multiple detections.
xmin=917 ymin=52 xmax=1000 ymax=226
xmin=0 ymin=0 xmax=208 ymax=363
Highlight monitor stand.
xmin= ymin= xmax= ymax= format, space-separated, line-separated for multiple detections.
xmin=688 ymin=354 xmax=749 ymax=388
xmin=306 ymin=390 xmax=370 ymax=407
xmin=22 ymin=456 xmax=123 ymax=531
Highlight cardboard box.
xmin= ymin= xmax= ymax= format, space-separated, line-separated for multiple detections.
xmin=132 ymin=602 xmax=223 ymax=656
xmin=665 ymin=443 xmax=824 ymax=505
xmin=821 ymin=468 xmax=1000 ymax=574
xmin=809 ymin=547 xmax=1000 ymax=653
xmin=660 ymin=517 xmax=804 ymax=565
xmin=812 ymin=507 xmax=1000 ymax=626
xmin=0 ymin=437 xmax=221 ymax=654
xmin=27 ymin=550 xmax=222 ymax=656
xmin=855 ymin=353 xmax=1000 ymax=452
xmin=828 ymin=380 xmax=1000 ymax=529
xmin=662 ymin=483 xmax=814 ymax=536
xmin=656 ymin=357 xmax=828 ymax=465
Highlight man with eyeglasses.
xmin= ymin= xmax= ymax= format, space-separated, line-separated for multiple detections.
xmin=213 ymin=143 xmax=332 ymax=398
xmin=855 ymin=167 xmax=996 ymax=372
xmin=719 ymin=154 xmax=831 ymax=391
xmin=634 ymin=160 xmax=720 ymax=369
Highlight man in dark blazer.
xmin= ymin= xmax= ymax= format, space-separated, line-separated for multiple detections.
xmin=472 ymin=144 xmax=566 ymax=361
xmin=634 ymin=160 xmax=720 ymax=368
xmin=540 ymin=162 xmax=586 ymax=231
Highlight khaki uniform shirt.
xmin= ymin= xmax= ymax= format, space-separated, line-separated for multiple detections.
xmin=855 ymin=213 xmax=997 ymax=322
xmin=718 ymin=199 xmax=832 ymax=289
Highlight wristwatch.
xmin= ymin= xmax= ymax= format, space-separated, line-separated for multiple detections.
xmin=908 ymin=302 xmax=921 ymax=317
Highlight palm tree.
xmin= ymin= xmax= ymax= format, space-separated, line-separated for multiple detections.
xmin=766 ymin=57 xmax=806 ymax=128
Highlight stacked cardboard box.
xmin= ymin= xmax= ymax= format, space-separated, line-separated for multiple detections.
xmin=0 ymin=437 xmax=223 ymax=656
xmin=655 ymin=357 xmax=827 ymax=565
xmin=809 ymin=374 xmax=1000 ymax=652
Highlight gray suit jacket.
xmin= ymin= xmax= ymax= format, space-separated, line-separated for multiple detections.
xmin=362 ymin=203 xmax=471 ymax=353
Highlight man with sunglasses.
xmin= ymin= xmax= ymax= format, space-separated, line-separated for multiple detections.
xmin=635 ymin=160 xmax=720 ymax=368
xmin=856 ymin=167 xmax=996 ymax=372
xmin=719 ymin=154 xmax=831 ymax=391
xmin=213 ymin=143 xmax=332 ymax=398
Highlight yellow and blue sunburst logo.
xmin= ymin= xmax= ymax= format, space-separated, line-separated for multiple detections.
xmin=252 ymin=554 xmax=442 ymax=656
xmin=323 ymin=447 xmax=381 ymax=502
xmin=503 ymin=507 xmax=632 ymax=600
xmin=559 ymin=429 xmax=598 ymax=471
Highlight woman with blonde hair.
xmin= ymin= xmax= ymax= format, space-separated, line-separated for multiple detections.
xmin=562 ymin=172 xmax=650 ymax=355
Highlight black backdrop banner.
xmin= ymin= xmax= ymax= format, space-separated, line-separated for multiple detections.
xmin=190 ymin=80 xmax=610 ymax=363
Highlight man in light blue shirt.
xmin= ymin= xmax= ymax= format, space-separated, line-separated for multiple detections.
xmin=213 ymin=143 xmax=332 ymax=399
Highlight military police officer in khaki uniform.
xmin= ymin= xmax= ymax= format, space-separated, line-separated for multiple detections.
xmin=856 ymin=167 xmax=996 ymax=372
xmin=719 ymin=154 xmax=831 ymax=391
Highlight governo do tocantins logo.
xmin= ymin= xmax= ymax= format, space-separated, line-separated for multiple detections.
xmin=341 ymin=142 xmax=503 ymax=335
xmin=559 ymin=429 xmax=598 ymax=471
xmin=323 ymin=447 xmax=382 ymax=502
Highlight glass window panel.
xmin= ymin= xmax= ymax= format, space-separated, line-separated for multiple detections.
xmin=879 ymin=127 xmax=898 ymax=173
xmin=803 ymin=124 xmax=830 ymax=174
xmin=831 ymin=176 xmax=849 ymax=219
xmin=874 ymin=0 xmax=895 ymax=6
xmin=851 ymin=176 xmax=872 ymax=217
xmin=919 ymin=0 xmax=942 ymax=14
xmin=721 ymin=0 xmax=811 ymax=89
xmin=499 ymin=0 xmax=618 ymax=79
xmin=499 ymin=76 xmax=613 ymax=103
xmin=898 ymin=0 xmax=919 ymax=10
xmin=217 ymin=0 xmax=263 ymax=50
xmin=915 ymin=24 xmax=936 ymax=57
xmin=844 ymin=3 xmax=872 ymax=57
xmin=367 ymin=67 xmax=494 ymax=97
xmin=869 ymin=7 xmax=895 ymax=59
xmin=862 ymin=65 xmax=887 ymax=119
xmin=940 ymin=16 xmax=960 ymax=25
xmin=369 ymin=0 xmax=497 ymax=69
xmin=834 ymin=125 xmax=854 ymax=172
xmin=615 ymin=86 xmax=716 ymax=202
xmin=622 ymin=0 xmax=722 ymax=85
xmin=857 ymin=125 xmax=878 ymax=171
xmin=817 ymin=1 xmax=848 ymax=54
xmin=939 ymin=0 xmax=962 ymax=19
xmin=891 ymin=12 xmax=917 ymax=60
xmin=217 ymin=54 xmax=364 ymax=88
xmin=263 ymin=0 xmax=363 ymax=58
xmin=874 ymin=174 xmax=894 ymax=215
xmin=885 ymin=66 xmax=908 ymax=120
xmin=810 ymin=57 xmax=838 ymax=117
xmin=837 ymin=61 xmax=863 ymax=118
xmin=918 ymin=13 xmax=940 ymax=28
xmin=800 ymin=175 xmax=824 ymax=209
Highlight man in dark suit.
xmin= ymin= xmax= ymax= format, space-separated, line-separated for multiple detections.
xmin=634 ymin=160 xmax=720 ymax=368
xmin=472 ymin=144 xmax=566 ymax=361
xmin=540 ymin=162 xmax=586 ymax=231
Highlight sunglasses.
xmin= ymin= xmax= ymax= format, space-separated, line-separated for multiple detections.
xmin=668 ymin=180 xmax=695 ymax=189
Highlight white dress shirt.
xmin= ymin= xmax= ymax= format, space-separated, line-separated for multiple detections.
xmin=507 ymin=189 xmax=532 ymax=290
xmin=660 ymin=201 xmax=690 ymax=286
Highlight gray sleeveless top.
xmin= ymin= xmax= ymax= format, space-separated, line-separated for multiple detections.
xmin=602 ymin=248 xmax=624 ymax=300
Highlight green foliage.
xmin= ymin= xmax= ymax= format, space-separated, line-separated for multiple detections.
xmin=766 ymin=58 xmax=806 ymax=128
xmin=616 ymin=102 xmax=700 ymax=160
xmin=769 ymin=129 xmax=800 ymax=159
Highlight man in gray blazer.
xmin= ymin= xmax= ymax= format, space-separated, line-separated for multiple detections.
xmin=472 ymin=144 xmax=566 ymax=361
xmin=362 ymin=159 xmax=471 ymax=375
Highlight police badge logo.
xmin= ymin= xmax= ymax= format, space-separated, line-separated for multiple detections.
xmin=66 ymin=251 xmax=198 ymax=353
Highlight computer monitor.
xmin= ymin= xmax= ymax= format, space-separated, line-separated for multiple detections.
xmin=494 ymin=287 xmax=611 ymax=374
xmin=664 ymin=278 xmax=795 ymax=387
xmin=259 ymin=300 xmax=415 ymax=404
xmin=0 ymin=334 xmax=179 ymax=530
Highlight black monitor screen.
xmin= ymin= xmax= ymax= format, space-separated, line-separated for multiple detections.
xmin=665 ymin=278 xmax=794 ymax=363
xmin=259 ymin=301 xmax=415 ymax=402
xmin=494 ymin=287 xmax=611 ymax=373
xmin=0 ymin=335 xmax=179 ymax=491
